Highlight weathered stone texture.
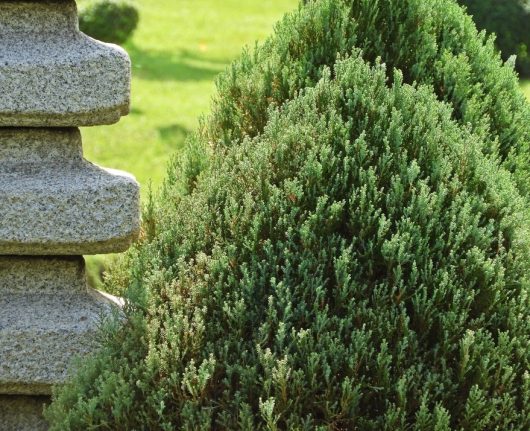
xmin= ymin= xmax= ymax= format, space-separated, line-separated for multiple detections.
xmin=0 ymin=256 xmax=86 ymax=294
xmin=0 ymin=0 xmax=137 ymax=428
xmin=0 ymin=0 xmax=131 ymax=127
xmin=0 ymin=257 xmax=121 ymax=395
xmin=0 ymin=128 xmax=141 ymax=255
xmin=0 ymin=396 xmax=50 ymax=431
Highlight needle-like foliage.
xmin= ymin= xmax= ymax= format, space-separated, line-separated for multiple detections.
xmin=205 ymin=0 xmax=529 ymax=193
xmin=46 ymin=1 xmax=530 ymax=429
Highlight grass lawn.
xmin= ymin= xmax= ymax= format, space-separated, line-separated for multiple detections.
xmin=79 ymin=0 xmax=298 ymax=287
xmin=522 ymin=80 xmax=530 ymax=101
xmin=80 ymin=0 xmax=298 ymax=193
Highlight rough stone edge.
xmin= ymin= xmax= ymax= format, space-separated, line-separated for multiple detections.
xmin=0 ymin=289 xmax=124 ymax=395
xmin=0 ymin=234 xmax=139 ymax=256
xmin=0 ymin=106 xmax=129 ymax=128
xmin=0 ymin=0 xmax=131 ymax=127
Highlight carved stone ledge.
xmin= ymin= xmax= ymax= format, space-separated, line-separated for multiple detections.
xmin=0 ymin=128 xmax=140 ymax=255
xmin=0 ymin=0 xmax=131 ymax=127
xmin=0 ymin=256 xmax=121 ymax=396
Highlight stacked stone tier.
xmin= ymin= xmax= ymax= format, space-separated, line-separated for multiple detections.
xmin=0 ymin=0 xmax=130 ymax=127
xmin=0 ymin=0 xmax=140 ymax=427
xmin=0 ymin=129 xmax=140 ymax=255
xmin=0 ymin=257 xmax=121 ymax=396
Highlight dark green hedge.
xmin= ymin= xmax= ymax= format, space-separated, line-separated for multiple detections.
xmin=457 ymin=0 xmax=530 ymax=77
xmin=206 ymin=0 xmax=529 ymax=194
xmin=79 ymin=0 xmax=139 ymax=45
xmin=46 ymin=0 xmax=530 ymax=429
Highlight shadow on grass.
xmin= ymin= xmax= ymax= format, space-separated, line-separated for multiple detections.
xmin=159 ymin=123 xmax=189 ymax=142
xmin=127 ymin=44 xmax=229 ymax=82
xmin=130 ymin=106 xmax=144 ymax=115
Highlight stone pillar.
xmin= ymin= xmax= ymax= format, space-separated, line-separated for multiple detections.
xmin=0 ymin=1 xmax=140 ymax=429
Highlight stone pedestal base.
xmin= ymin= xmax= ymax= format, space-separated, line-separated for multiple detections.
xmin=0 ymin=0 xmax=137 ymax=427
xmin=0 ymin=395 xmax=50 ymax=431
xmin=0 ymin=257 xmax=121 ymax=394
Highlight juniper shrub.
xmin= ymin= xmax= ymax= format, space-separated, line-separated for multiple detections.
xmin=46 ymin=51 xmax=530 ymax=429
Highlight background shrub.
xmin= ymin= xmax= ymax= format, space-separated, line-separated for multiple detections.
xmin=79 ymin=0 xmax=139 ymax=45
xmin=46 ymin=0 xmax=530 ymax=429
xmin=456 ymin=0 xmax=530 ymax=77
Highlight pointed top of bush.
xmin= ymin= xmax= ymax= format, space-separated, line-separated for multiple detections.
xmin=204 ymin=0 xmax=529 ymax=192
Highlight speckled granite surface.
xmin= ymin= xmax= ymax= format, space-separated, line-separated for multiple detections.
xmin=0 ymin=256 xmax=86 ymax=294
xmin=0 ymin=257 xmax=120 ymax=395
xmin=0 ymin=396 xmax=50 ymax=431
xmin=0 ymin=1 xmax=135 ymax=428
xmin=0 ymin=0 xmax=130 ymax=127
xmin=0 ymin=128 xmax=140 ymax=255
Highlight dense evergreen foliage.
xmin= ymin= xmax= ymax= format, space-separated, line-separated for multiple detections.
xmin=457 ymin=0 xmax=530 ymax=77
xmin=79 ymin=0 xmax=139 ymax=45
xmin=211 ymin=0 xmax=529 ymax=193
xmin=46 ymin=0 xmax=530 ymax=429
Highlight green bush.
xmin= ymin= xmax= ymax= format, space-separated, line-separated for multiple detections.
xmin=79 ymin=0 xmax=139 ymax=45
xmin=46 ymin=0 xmax=530 ymax=429
xmin=208 ymin=0 xmax=529 ymax=194
xmin=456 ymin=0 xmax=530 ymax=77
xmin=47 ymin=53 xmax=530 ymax=430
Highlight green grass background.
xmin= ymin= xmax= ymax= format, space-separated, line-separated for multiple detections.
xmin=80 ymin=0 xmax=298 ymax=193
xmin=79 ymin=0 xmax=530 ymax=288
xmin=80 ymin=0 xmax=298 ymax=287
xmin=523 ymin=79 xmax=530 ymax=100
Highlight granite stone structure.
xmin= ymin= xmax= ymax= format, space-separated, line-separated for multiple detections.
xmin=0 ymin=0 xmax=140 ymax=428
